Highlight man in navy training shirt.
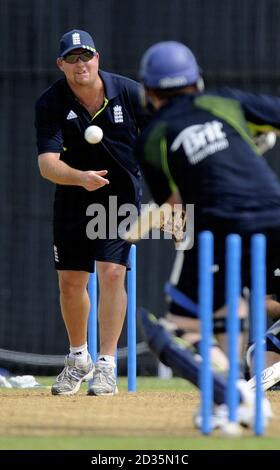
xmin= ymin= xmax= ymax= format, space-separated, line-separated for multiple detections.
xmin=35 ymin=29 xmax=146 ymax=396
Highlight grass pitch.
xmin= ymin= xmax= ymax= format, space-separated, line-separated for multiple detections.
xmin=0 ymin=377 xmax=279 ymax=450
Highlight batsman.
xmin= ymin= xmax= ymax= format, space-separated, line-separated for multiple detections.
xmin=133 ymin=40 xmax=280 ymax=429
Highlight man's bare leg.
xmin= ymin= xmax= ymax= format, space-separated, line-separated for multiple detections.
xmin=58 ymin=270 xmax=90 ymax=346
xmin=88 ymin=261 xmax=127 ymax=396
xmin=97 ymin=261 xmax=127 ymax=355
xmin=51 ymin=270 xmax=93 ymax=395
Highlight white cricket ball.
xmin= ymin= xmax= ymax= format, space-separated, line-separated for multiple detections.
xmin=84 ymin=125 xmax=103 ymax=144
xmin=266 ymin=132 xmax=277 ymax=148
xmin=221 ymin=421 xmax=243 ymax=437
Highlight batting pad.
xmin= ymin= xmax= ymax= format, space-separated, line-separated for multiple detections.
xmin=138 ymin=307 xmax=231 ymax=405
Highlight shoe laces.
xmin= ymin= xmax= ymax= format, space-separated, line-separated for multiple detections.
xmin=56 ymin=357 xmax=90 ymax=383
xmin=56 ymin=365 xmax=83 ymax=383
xmin=94 ymin=364 xmax=115 ymax=385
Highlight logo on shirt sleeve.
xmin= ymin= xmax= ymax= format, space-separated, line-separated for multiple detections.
xmin=113 ymin=105 xmax=124 ymax=123
xmin=171 ymin=120 xmax=229 ymax=165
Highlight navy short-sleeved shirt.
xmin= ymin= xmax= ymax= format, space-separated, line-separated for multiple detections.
xmin=136 ymin=88 xmax=280 ymax=232
xmin=35 ymin=71 xmax=147 ymax=222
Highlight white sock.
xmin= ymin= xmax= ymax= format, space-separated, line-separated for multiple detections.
xmin=97 ymin=354 xmax=116 ymax=368
xmin=69 ymin=343 xmax=88 ymax=363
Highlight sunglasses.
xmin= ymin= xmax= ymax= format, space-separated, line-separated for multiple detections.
xmin=63 ymin=50 xmax=95 ymax=64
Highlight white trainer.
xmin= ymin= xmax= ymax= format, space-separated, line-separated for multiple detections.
xmin=88 ymin=363 xmax=119 ymax=396
xmin=51 ymin=354 xmax=94 ymax=396
xmin=193 ymin=403 xmax=228 ymax=430
xmin=193 ymin=379 xmax=273 ymax=431
xmin=236 ymin=379 xmax=273 ymax=428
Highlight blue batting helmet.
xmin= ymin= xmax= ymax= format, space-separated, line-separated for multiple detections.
xmin=139 ymin=41 xmax=200 ymax=89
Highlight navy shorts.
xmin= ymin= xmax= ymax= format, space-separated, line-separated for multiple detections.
xmin=53 ymin=219 xmax=131 ymax=273
xmin=169 ymin=228 xmax=280 ymax=317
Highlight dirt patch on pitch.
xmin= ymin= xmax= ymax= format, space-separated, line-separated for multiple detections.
xmin=0 ymin=389 xmax=280 ymax=438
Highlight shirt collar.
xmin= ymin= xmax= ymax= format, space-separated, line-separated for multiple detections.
xmin=98 ymin=70 xmax=120 ymax=100
xmin=62 ymin=70 xmax=119 ymax=102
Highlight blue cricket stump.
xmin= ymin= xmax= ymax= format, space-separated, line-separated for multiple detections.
xmin=226 ymin=234 xmax=241 ymax=423
xmin=88 ymin=244 xmax=137 ymax=391
xmin=251 ymin=234 xmax=266 ymax=435
xmin=199 ymin=231 xmax=214 ymax=435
